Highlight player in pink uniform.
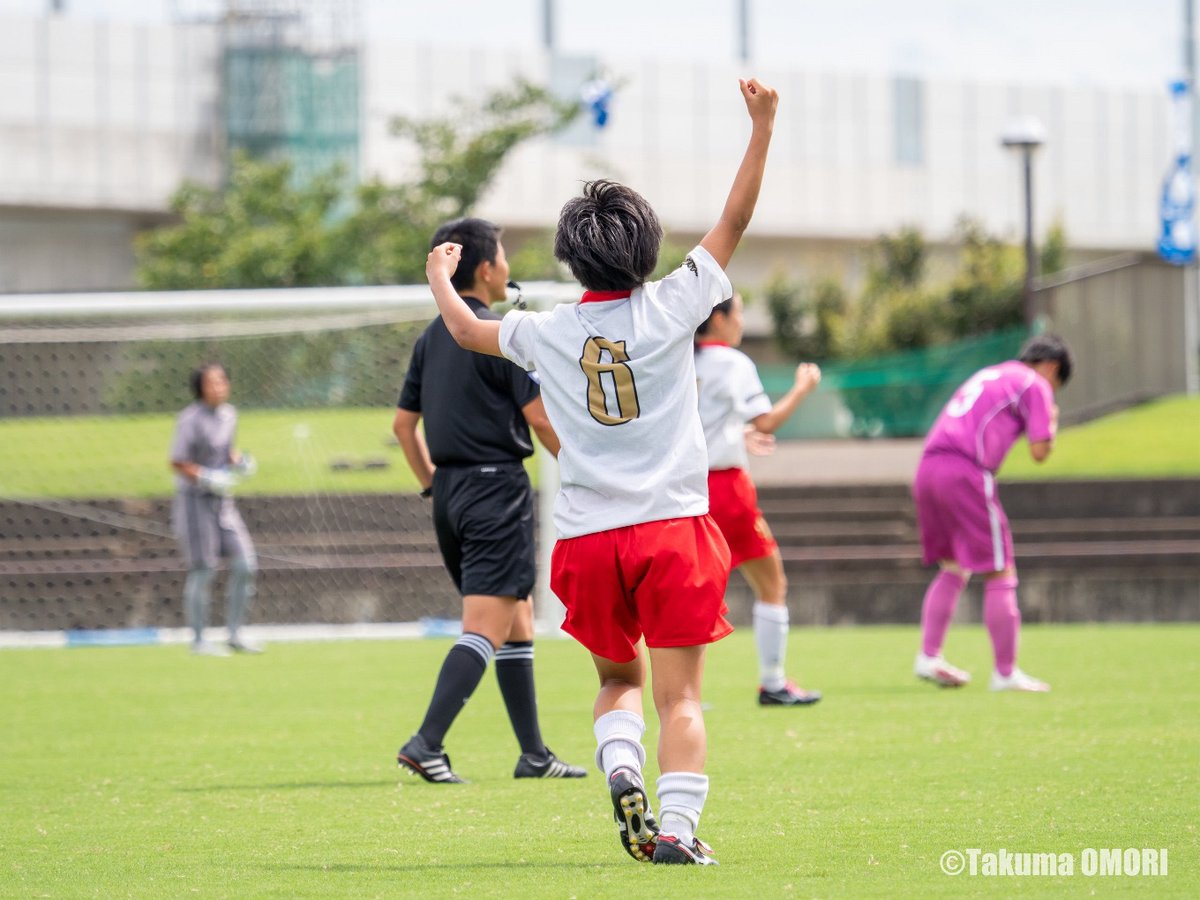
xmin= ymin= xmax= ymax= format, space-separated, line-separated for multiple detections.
xmin=913 ymin=334 xmax=1073 ymax=692
xmin=425 ymin=77 xmax=779 ymax=866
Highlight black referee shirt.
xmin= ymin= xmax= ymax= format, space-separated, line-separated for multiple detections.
xmin=398 ymin=297 xmax=540 ymax=467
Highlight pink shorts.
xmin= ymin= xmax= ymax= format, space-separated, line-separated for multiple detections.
xmin=707 ymin=468 xmax=778 ymax=568
xmin=550 ymin=515 xmax=733 ymax=663
xmin=914 ymin=453 xmax=1014 ymax=574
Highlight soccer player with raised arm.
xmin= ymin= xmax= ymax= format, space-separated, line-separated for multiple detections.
xmin=424 ymin=77 xmax=779 ymax=866
xmin=912 ymin=335 xmax=1073 ymax=692
xmin=695 ymin=293 xmax=822 ymax=706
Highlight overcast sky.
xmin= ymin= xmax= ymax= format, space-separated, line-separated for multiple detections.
xmin=1 ymin=0 xmax=1188 ymax=92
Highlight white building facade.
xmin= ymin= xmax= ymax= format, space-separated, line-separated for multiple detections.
xmin=0 ymin=12 xmax=1172 ymax=292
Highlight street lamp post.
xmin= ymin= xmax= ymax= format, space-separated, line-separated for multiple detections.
xmin=1001 ymin=116 xmax=1047 ymax=328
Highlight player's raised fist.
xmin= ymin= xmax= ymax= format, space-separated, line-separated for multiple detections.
xmin=739 ymin=77 xmax=778 ymax=126
xmin=794 ymin=362 xmax=821 ymax=392
xmin=426 ymin=242 xmax=462 ymax=281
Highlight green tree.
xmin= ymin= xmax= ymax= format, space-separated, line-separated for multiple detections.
xmin=865 ymin=225 xmax=926 ymax=294
xmin=1040 ymin=219 xmax=1068 ymax=276
xmin=764 ymin=272 xmax=847 ymax=360
xmin=943 ymin=217 xmax=1024 ymax=338
xmin=135 ymin=78 xmax=580 ymax=289
xmin=334 ymin=79 xmax=580 ymax=285
xmin=135 ymin=154 xmax=345 ymax=289
xmin=506 ymin=230 xmax=569 ymax=282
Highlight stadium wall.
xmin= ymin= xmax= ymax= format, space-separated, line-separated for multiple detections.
xmin=3 ymin=480 xmax=1197 ymax=634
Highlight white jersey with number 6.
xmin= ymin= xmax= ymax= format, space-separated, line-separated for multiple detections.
xmin=499 ymin=245 xmax=733 ymax=539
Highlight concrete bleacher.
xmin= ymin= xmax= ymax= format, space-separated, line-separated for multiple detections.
xmin=0 ymin=495 xmax=453 ymax=631
xmin=720 ymin=480 xmax=1200 ymax=627
xmin=1 ymin=478 xmax=1198 ymax=632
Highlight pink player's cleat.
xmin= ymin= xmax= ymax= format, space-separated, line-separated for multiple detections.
xmin=914 ymin=652 xmax=971 ymax=687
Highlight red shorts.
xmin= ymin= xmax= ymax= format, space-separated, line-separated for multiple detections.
xmin=550 ymin=515 xmax=733 ymax=663
xmin=707 ymin=468 xmax=778 ymax=569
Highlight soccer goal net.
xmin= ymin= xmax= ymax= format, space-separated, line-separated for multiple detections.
xmin=0 ymin=284 xmax=575 ymax=641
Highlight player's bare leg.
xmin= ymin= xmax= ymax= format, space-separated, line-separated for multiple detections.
xmin=645 ymin=645 xmax=717 ymax=864
xmin=739 ymin=551 xmax=820 ymax=706
xmin=460 ymin=592 xmax=520 ymax=647
xmin=592 ymin=651 xmax=656 ymax=860
xmin=984 ymin=567 xmax=1049 ymax=692
xmin=915 ymin=561 xmax=971 ymax=687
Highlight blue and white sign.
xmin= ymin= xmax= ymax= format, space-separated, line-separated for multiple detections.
xmin=580 ymin=77 xmax=614 ymax=129
xmin=1158 ymin=79 xmax=1196 ymax=265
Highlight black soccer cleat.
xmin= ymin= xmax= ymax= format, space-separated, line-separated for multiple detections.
xmin=758 ymin=681 xmax=822 ymax=706
xmin=652 ymin=832 xmax=719 ymax=866
xmin=608 ymin=766 xmax=658 ymax=862
xmin=397 ymin=734 xmax=466 ymax=784
xmin=513 ymin=747 xmax=587 ymax=779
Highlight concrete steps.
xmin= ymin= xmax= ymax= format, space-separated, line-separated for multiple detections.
xmin=2 ymin=478 xmax=1199 ymax=630
xmin=723 ymin=479 xmax=1200 ymax=626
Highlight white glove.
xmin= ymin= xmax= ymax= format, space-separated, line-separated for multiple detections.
xmin=196 ymin=467 xmax=239 ymax=497
xmin=233 ymin=453 xmax=257 ymax=477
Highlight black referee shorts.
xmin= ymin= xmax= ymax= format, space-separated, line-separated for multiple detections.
xmin=431 ymin=461 xmax=536 ymax=599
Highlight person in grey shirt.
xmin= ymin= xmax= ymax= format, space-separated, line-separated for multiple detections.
xmin=169 ymin=363 xmax=261 ymax=656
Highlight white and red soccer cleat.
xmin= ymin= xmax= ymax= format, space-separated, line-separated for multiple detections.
xmin=989 ymin=668 xmax=1050 ymax=692
xmin=914 ymin=652 xmax=971 ymax=687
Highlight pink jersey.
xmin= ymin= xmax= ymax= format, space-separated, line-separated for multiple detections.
xmin=922 ymin=360 xmax=1056 ymax=472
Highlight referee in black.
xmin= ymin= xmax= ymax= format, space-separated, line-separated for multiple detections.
xmin=393 ymin=217 xmax=586 ymax=784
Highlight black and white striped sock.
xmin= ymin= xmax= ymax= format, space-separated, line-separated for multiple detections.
xmin=416 ymin=632 xmax=494 ymax=749
xmin=496 ymin=641 xmax=546 ymax=758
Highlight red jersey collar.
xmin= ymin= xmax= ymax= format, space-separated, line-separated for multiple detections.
xmin=580 ymin=289 xmax=633 ymax=303
xmin=696 ymin=340 xmax=730 ymax=348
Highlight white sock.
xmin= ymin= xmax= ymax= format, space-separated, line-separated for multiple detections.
xmin=593 ymin=710 xmax=646 ymax=778
xmin=754 ymin=600 xmax=790 ymax=691
xmin=656 ymin=771 xmax=709 ymax=846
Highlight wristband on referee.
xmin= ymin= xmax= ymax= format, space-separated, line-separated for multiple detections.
xmin=419 ymin=486 xmax=433 ymax=499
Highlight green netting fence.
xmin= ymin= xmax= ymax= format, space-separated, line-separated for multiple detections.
xmin=760 ymin=327 xmax=1029 ymax=439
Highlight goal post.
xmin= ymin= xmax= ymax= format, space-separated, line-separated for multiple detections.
xmin=0 ymin=282 xmax=577 ymax=638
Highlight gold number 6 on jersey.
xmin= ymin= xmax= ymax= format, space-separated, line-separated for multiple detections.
xmin=580 ymin=337 xmax=641 ymax=425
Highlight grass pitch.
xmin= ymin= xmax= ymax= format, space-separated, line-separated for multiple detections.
xmin=1001 ymin=394 xmax=1200 ymax=480
xmin=2 ymin=395 xmax=1198 ymax=499
xmin=3 ymin=625 xmax=1197 ymax=897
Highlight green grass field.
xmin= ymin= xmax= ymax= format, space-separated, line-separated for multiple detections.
xmin=0 ymin=408 xmax=429 ymax=499
xmin=0 ymin=395 xmax=1196 ymax=499
xmin=4 ymin=626 xmax=1197 ymax=897
xmin=1000 ymin=395 xmax=1200 ymax=480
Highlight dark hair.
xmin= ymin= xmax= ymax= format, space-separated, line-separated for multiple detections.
xmin=1018 ymin=334 xmax=1073 ymax=386
xmin=553 ymin=179 xmax=662 ymax=290
xmin=431 ymin=217 xmax=502 ymax=293
xmin=190 ymin=363 xmax=227 ymax=400
xmin=696 ymin=297 xmax=736 ymax=338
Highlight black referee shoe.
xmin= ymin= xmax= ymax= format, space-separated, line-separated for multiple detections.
xmin=513 ymin=748 xmax=587 ymax=779
xmin=397 ymin=734 xmax=466 ymax=784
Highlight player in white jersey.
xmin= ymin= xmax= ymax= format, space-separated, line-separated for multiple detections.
xmin=694 ymin=293 xmax=822 ymax=706
xmin=424 ymin=77 xmax=779 ymax=866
